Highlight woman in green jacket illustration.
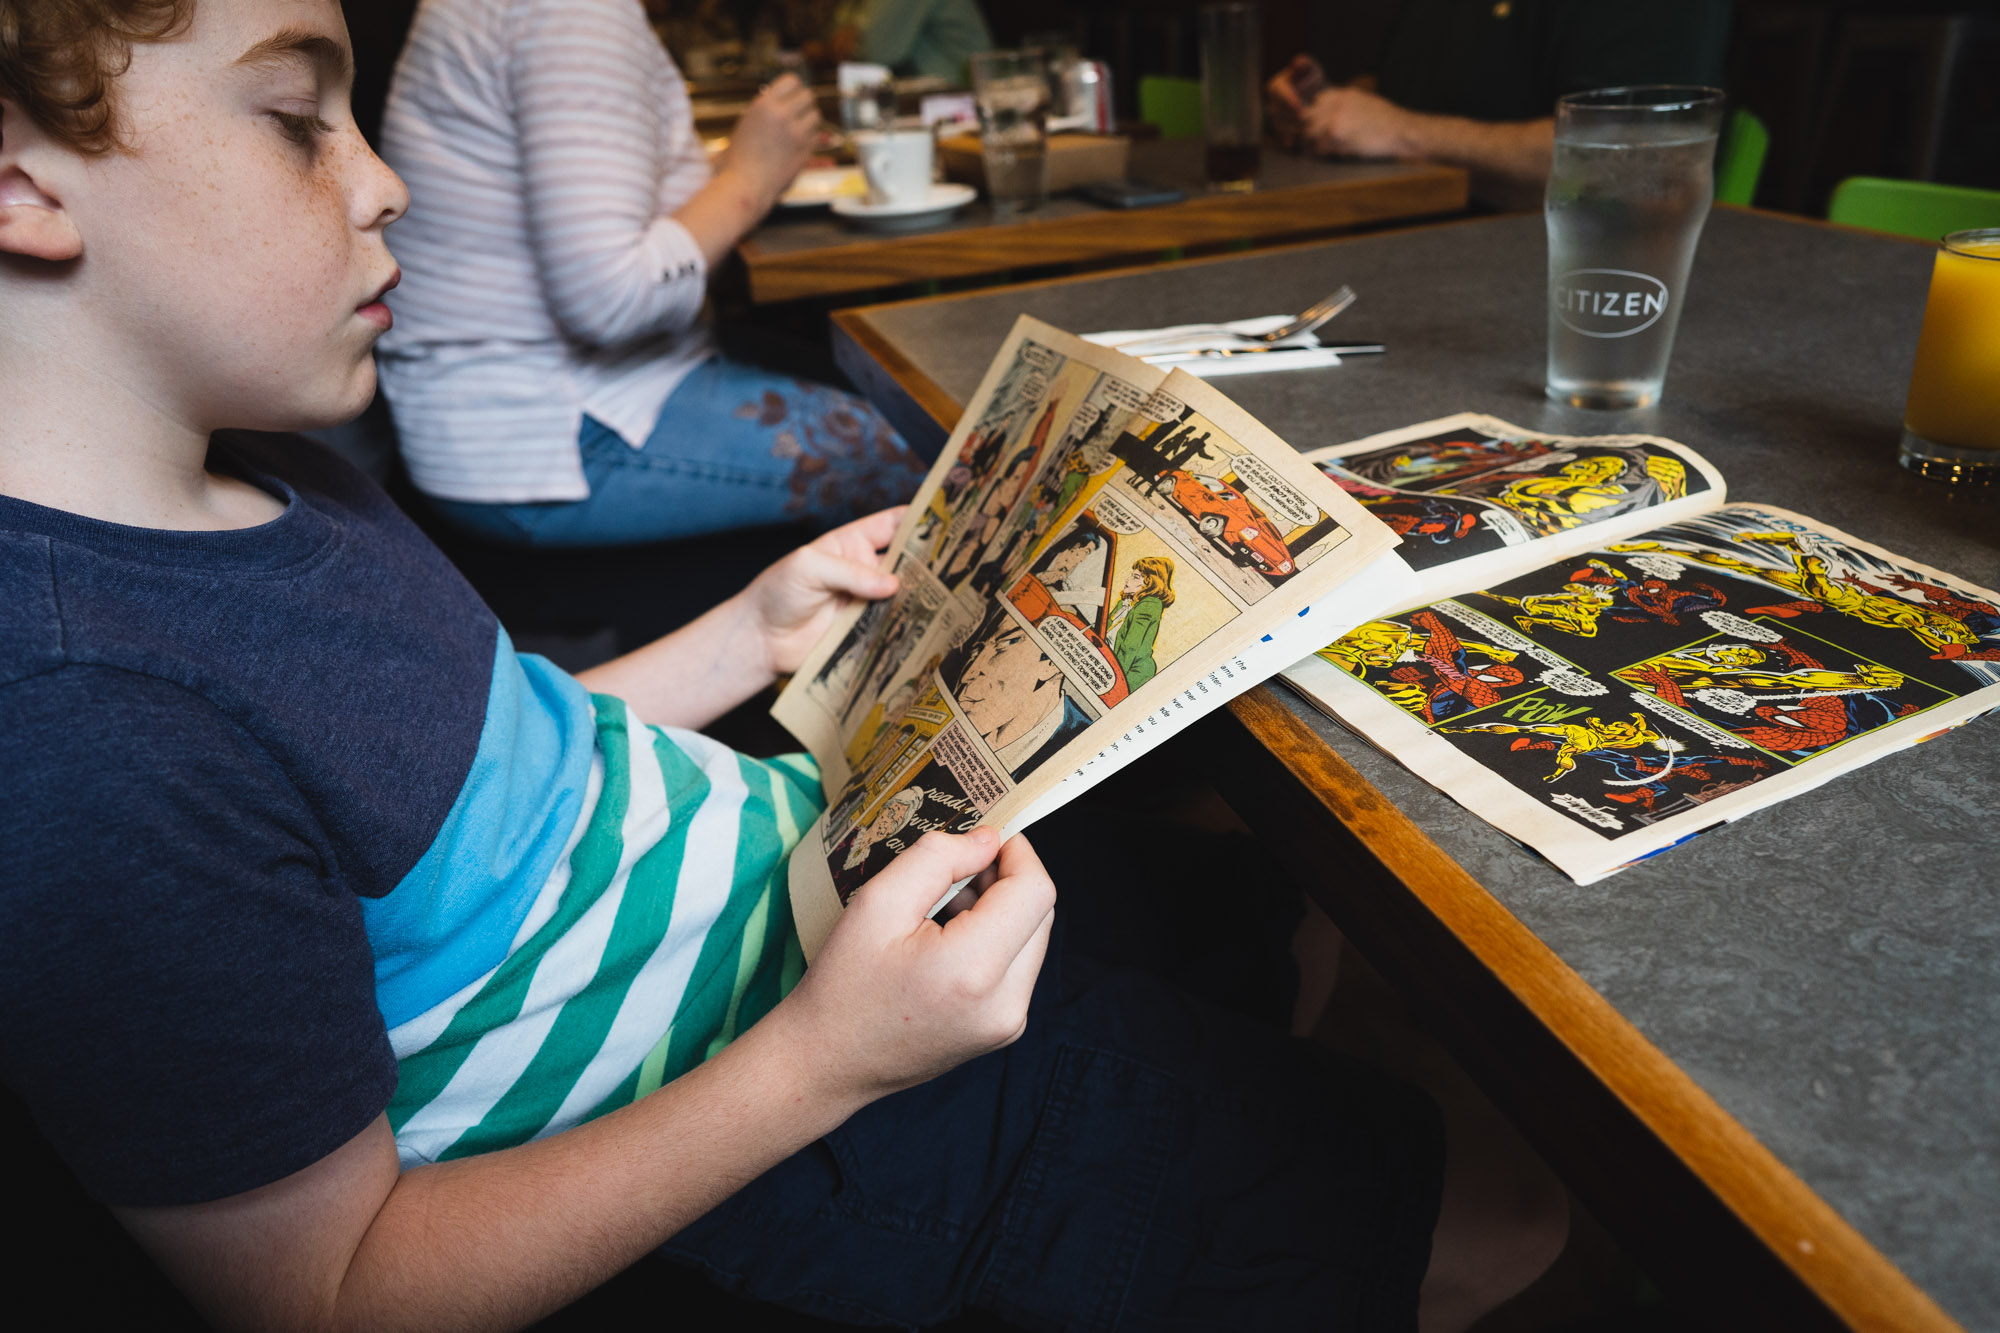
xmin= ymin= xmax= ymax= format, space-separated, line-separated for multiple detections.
xmin=1109 ymin=556 xmax=1175 ymax=692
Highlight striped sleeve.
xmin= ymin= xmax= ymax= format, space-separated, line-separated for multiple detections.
xmin=507 ymin=0 xmax=708 ymax=349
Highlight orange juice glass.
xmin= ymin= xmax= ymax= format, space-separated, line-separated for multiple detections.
xmin=1900 ymin=228 xmax=2000 ymax=484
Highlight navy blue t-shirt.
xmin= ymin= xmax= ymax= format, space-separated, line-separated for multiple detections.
xmin=0 ymin=435 xmax=496 ymax=1206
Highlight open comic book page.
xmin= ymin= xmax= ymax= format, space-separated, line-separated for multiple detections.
xmin=1282 ymin=503 xmax=2000 ymax=884
xmin=773 ymin=316 xmax=1405 ymax=954
xmin=1306 ymin=412 xmax=1727 ymax=605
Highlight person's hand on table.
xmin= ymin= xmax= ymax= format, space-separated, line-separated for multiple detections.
xmin=1266 ymin=54 xmax=1326 ymax=150
xmin=741 ymin=506 xmax=903 ymax=676
xmin=778 ymin=828 xmax=1056 ymax=1098
xmin=719 ymin=72 xmax=822 ymax=213
xmin=1295 ymin=84 xmax=1415 ymax=159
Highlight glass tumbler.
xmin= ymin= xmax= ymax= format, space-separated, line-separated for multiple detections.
xmin=1199 ymin=2 xmax=1261 ymax=191
xmin=1900 ymin=229 xmax=2000 ymax=485
xmin=971 ymin=49 xmax=1052 ymax=216
xmin=1545 ymin=86 xmax=1725 ymax=410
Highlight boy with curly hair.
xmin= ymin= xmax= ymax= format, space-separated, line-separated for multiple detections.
xmin=0 ymin=4 xmax=1560 ymax=1330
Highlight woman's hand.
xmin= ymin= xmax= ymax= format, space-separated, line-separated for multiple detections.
xmin=717 ymin=73 xmax=821 ymax=213
xmin=772 ymin=830 xmax=1057 ymax=1100
xmin=742 ymin=507 xmax=904 ymax=676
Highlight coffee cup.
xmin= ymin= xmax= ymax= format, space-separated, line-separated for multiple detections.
xmin=853 ymin=126 xmax=934 ymax=207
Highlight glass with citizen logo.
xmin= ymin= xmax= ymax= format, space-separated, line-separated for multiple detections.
xmin=1545 ymin=86 xmax=1725 ymax=410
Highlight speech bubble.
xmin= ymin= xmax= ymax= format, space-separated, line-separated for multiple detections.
xmin=1700 ymin=611 xmax=1783 ymax=642
xmin=1038 ymin=618 xmax=1117 ymax=697
xmin=1141 ymin=389 xmax=1185 ymax=422
xmin=1090 ymin=493 xmax=1147 ymax=535
xmin=1228 ymin=454 xmax=1321 ymax=530
xmin=1539 ymin=668 xmax=1609 ymax=697
xmin=1103 ymin=381 xmax=1149 ymax=412
xmin=1019 ymin=341 xmax=1062 ymax=370
xmin=1013 ymin=371 xmax=1049 ymax=408
xmin=1691 ymin=687 xmax=1755 ymax=714
xmin=1628 ymin=554 xmax=1686 ymax=580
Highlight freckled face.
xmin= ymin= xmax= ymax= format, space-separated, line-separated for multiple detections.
xmin=69 ymin=0 xmax=407 ymax=432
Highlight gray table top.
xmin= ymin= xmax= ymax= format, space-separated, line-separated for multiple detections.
xmin=743 ymin=140 xmax=1444 ymax=258
xmin=849 ymin=207 xmax=2000 ymax=1329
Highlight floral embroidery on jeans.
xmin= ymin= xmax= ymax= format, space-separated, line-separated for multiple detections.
xmin=738 ymin=382 xmax=928 ymax=521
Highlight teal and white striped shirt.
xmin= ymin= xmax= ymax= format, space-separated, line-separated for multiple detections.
xmin=363 ymin=641 xmax=822 ymax=1166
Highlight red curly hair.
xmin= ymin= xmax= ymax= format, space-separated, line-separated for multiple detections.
xmin=0 ymin=0 xmax=192 ymax=153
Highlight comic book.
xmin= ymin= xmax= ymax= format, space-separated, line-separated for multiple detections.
xmin=1282 ymin=413 xmax=2000 ymax=883
xmin=772 ymin=316 xmax=1416 ymax=956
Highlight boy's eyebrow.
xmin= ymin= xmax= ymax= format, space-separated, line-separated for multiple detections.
xmin=233 ymin=28 xmax=353 ymax=84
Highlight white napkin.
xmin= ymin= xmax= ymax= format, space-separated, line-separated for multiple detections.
xmin=1082 ymin=314 xmax=1343 ymax=378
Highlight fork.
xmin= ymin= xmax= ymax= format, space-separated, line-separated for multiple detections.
xmin=1108 ymin=286 xmax=1357 ymax=348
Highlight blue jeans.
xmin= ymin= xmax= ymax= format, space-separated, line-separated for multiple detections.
xmin=428 ymin=359 xmax=928 ymax=546
xmin=660 ymin=924 xmax=1445 ymax=1332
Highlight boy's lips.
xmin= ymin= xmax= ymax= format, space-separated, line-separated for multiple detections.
xmin=357 ymin=270 xmax=401 ymax=331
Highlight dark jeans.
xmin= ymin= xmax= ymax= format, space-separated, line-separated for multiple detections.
xmin=662 ymin=825 xmax=1445 ymax=1332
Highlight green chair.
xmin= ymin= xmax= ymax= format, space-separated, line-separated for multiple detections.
xmin=1713 ymin=108 xmax=1768 ymax=207
xmin=1827 ymin=177 xmax=2000 ymax=241
xmin=1138 ymin=75 xmax=1204 ymax=141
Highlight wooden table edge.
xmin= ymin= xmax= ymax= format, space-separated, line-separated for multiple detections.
xmin=743 ymin=163 xmax=1470 ymax=303
xmin=835 ymin=307 xmax=1964 ymax=1333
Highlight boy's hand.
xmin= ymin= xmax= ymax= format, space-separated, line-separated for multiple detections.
xmin=777 ymin=830 xmax=1056 ymax=1101
xmin=744 ymin=507 xmax=904 ymax=676
xmin=719 ymin=73 xmax=821 ymax=212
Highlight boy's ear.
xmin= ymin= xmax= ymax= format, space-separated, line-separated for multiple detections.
xmin=0 ymin=104 xmax=85 ymax=262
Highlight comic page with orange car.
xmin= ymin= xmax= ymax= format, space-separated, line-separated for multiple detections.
xmin=772 ymin=316 xmax=1415 ymax=957
xmin=1283 ymin=414 xmax=2000 ymax=884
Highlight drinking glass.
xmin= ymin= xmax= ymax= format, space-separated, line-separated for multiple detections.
xmin=1199 ymin=2 xmax=1261 ymax=191
xmin=1545 ymin=86 xmax=1725 ymax=410
xmin=970 ymin=49 xmax=1051 ymax=216
xmin=1900 ymin=228 xmax=2000 ymax=484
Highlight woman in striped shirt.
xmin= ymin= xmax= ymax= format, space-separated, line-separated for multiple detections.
xmin=376 ymin=0 xmax=927 ymax=545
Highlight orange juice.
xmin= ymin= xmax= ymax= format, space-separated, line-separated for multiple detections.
xmin=1903 ymin=230 xmax=2000 ymax=453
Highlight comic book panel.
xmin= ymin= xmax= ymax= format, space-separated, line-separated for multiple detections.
xmin=942 ymin=372 xmax=1154 ymax=601
xmin=1333 ymin=424 xmax=1563 ymax=492
xmin=923 ymin=358 xmax=1155 ymax=595
xmin=1314 ymin=604 xmax=1546 ymax=726
xmin=1108 ymin=407 xmax=1347 ymax=604
xmin=1319 ymin=468 xmax=1526 ymax=572
xmin=823 ymin=751 xmax=991 ymax=905
xmin=1603 ymin=506 xmax=2000 ymax=691
xmin=1609 ymin=626 xmax=1955 ymax=761
xmin=1457 ymin=553 xmax=1747 ymax=677
xmin=938 ymin=602 xmax=1097 ymax=781
xmin=999 ymin=504 xmax=1240 ymax=710
xmin=1430 ymin=443 xmax=1705 ymax=538
xmin=809 ymin=557 xmax=947 ymax=732
xmin=834 ymin=682 xmax=955 ymax=824
xmin=1432 ymin=695 xmax=1782 ymax=836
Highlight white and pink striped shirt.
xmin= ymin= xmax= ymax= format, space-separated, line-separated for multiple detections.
xmin=378 ymin=0 xmax=716 ymax=504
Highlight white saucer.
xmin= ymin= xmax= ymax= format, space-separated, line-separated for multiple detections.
xmin=831 ymin=182 xmax=976 ymax=231
xmin=779 ymin=167 xmax=865 ymax=208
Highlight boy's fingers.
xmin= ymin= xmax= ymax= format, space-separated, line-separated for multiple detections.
xmin=990 ymin=905 xmax=1054 ymax=1021
xmin=942 ymin=835 xmax=1057 ymax=958
xmin=849 ymin=829 xmax=1002 ymax=922
xmin=798 ymin=545 xmax=898 ymax=600
xmin=837 ymin=506 xmax=906 ymax=553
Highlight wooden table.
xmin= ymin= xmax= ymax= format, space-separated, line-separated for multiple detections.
xmin=736 ymin=140 xmax=1468 ymax=303
xmin=829 ymin=207 xmax=2000 ymax=1333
